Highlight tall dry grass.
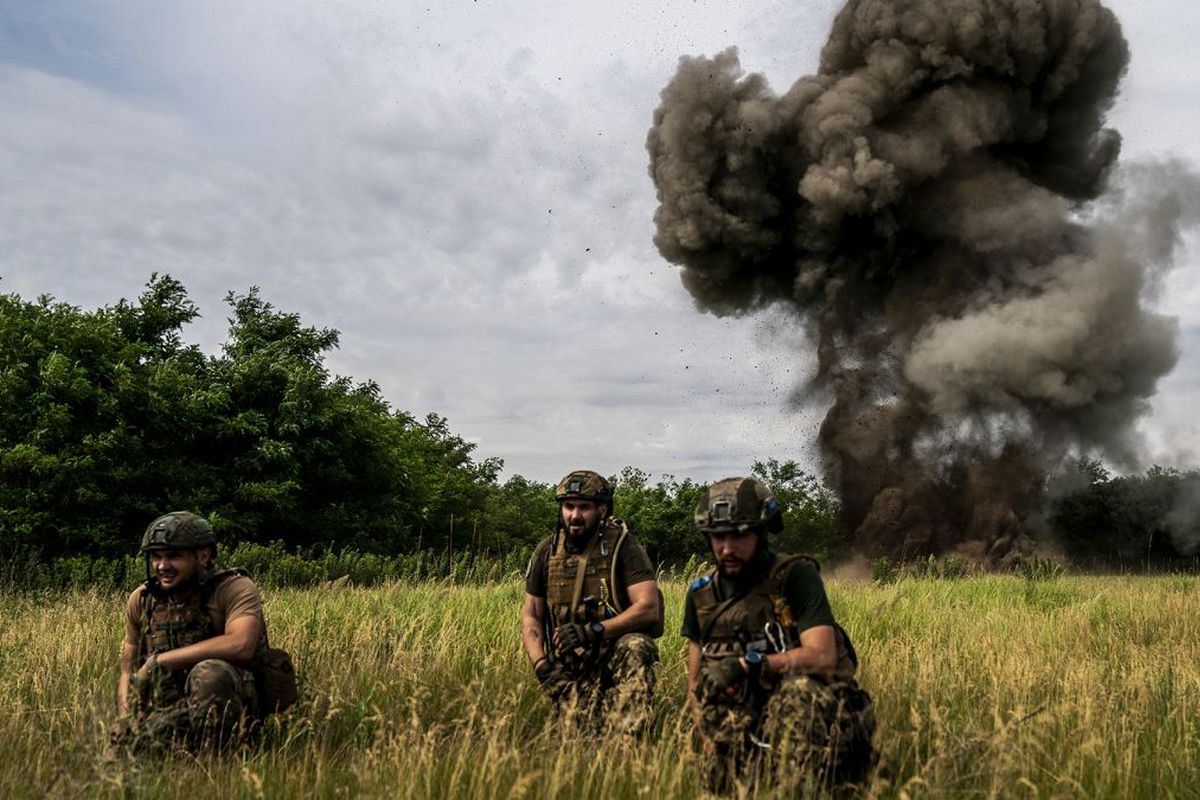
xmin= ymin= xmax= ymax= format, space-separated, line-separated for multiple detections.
xmin=0 ymin=574 xmax=1197 ymax=798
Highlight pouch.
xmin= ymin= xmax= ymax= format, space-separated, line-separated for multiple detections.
xmin=649 ymin=588 xmax=666 ymax=638
xmin=256 ymin=646 xmax=298 ymax=713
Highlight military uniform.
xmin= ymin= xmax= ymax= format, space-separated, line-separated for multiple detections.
xmin=683 ymin=552 xmax=875 ymax=791
xmin=114 ymin=566 xmax=267 ymax=752
xmin=527 ymin=516 xmax=661 ymax=734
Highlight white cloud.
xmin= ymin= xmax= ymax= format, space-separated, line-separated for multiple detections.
xmin=1 ymin=0 xmax=1198 ymax=481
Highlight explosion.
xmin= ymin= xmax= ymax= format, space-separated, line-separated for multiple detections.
xmin=647 ymin=0 xmax=1196 ymax=562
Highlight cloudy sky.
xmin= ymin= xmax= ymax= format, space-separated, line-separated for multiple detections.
xmin=2 ymin=0 xmax=1197 ymax=482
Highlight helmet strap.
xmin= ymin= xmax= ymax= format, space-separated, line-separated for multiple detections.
xmin=196 ymin=561 xmax=218 ymax=585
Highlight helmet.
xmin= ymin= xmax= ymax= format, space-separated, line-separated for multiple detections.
xmin=140 ymin=511 xmax=216 ymax=553
xmin=694 ymin=477 xmax=783 ymax=535
xmin=555 ymin=470 xmax=613 ymax=507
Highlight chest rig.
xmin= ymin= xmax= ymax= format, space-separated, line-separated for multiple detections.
xmin=693 ymin=554 xmax=857 ymax=682
xmin=546 ymin=518 xmax=630 ymax=630
xmin=138 ymin=568 xmax=248 ymax=664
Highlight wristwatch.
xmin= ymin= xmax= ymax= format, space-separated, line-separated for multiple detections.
xmin=743 ymin=649 xmax=764 ymax=680
xmin=590 ymin=622 xmax=605 ymax=640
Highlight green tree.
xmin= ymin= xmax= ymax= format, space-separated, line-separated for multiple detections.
xmin=479 ymin=474 xmax=557 ymax=555
xmin=390 ymin=412 xmax=503 ymax=555
xmin=1050 ymin=463 xmax=1200 ymax=565
xmin=614 ymin=467 xmax=705 ymax=565
xmin=0 ymin=275 xmax=207 ymax=556
xmin=751 ymin=459 xmax=844 ymax=561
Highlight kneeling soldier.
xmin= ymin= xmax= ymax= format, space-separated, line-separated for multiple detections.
xmin=684 ymin=478 xmax=875 ymax=792
xmin=112 ymin=512 xmax=292 ymax=753
xmin=521 ymin=470 xmax=662 ymax=735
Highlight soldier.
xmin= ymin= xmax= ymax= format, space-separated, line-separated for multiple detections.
xmin=111 ymin=511 xmax=294 ymax=753
xmin=683 ymin=478 xmax=875 ymax=792
xmin=521 ymin=470 xmax=663 ymax=735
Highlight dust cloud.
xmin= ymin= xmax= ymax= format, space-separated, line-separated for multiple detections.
xmin=648 ymin=0 xmax=1198 ymax=562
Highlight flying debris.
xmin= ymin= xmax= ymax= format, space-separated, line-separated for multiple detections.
xmin=648 ymin=0 xmax=1199 ymax=562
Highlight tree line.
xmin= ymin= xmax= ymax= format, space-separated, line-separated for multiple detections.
xmin=0 ymin=276 xmax=842 ymax=567
xmin=0 ymin=276 xmax=1195 ymax=571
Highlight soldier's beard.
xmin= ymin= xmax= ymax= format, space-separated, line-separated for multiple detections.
xmin=564 ymin=517 xmax=602 ymax=542
xmin=714 ymin=544 xmax=772 ymax=582
xmin=715 ymin=557 xmax=748 ymax=578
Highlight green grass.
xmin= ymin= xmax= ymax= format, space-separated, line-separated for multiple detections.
xmin=1 ymin=575 xmax=1198 ymax=798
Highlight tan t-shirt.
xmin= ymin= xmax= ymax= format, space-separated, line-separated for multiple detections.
xmin=123 ymin=572 xmax=266 ymax=658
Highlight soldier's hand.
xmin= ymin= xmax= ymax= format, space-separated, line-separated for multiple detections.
xmin=534 ymin=657 xmax=571 ymax=700
xmin=554 ymin=622 xmax=600 ymax=654
xmin=135 ymin=653 xmax=159 ymax=683
xmin=108 ymin=717 xmax=133 ymax=748
xmin=132 ymin=653 xmax=161 ymax=701
xmin=698 ymin=656 xmax=747 ymax=702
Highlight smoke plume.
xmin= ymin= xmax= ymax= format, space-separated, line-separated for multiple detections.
xmin=647 ymin=0 xmax=1197 ymax=562
xmin=1165 ymin=476 xmax=1200 ymax=557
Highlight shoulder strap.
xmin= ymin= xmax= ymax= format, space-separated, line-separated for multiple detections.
xmin=606 ymin=519 xmax=630 ymax=613
xmin=767 ymin=554 xmax=854 ymax=665
xmin=568 ymin=532 xmax=602 ymax=620
xmin=199 ymin=567 xmax=249 ymax=603
xmin=766 ymin=553 xmax=817 ymax=638
xmin=769 ymin=553 xmax=818 ymax=583
xmin=768 ymin=553 xmax=822 ymax=597
xmin=138 ymin=582 xmax=154 ymax=659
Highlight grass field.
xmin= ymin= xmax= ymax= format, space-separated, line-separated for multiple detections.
xmin=1 ymin=573 xmax=1198 ymax=799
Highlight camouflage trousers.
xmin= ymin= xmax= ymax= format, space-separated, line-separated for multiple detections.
xmin=697 ymin=675 xmax=875 ymax=793
xmin=555 ymin=633 xmax=659 ymax=737
xmin=112 ymin=659 xmax=259 ymax=754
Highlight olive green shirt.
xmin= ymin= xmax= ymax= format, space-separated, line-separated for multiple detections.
xmin=525 ymin=525 xmax=655 ymax=599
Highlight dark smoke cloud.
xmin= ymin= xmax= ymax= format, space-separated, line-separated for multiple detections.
xmin=647 ymin=0 xmax=1198 ymax=562
xmin=1165 ymin=476 xmax=1200 ymax=556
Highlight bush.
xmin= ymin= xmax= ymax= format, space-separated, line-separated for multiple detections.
xmin=0 ymin=541 xmax=531 ymax=592
xmin=1015 ymin=556 xmax=1066 ymax=582
xmin=872 ymin=557 xmax=900 ymax=585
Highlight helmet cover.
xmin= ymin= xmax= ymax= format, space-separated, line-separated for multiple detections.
xmin=140 ymin=511 xmax=216 ymax=553
xmin=554 ymin=470 xmax=613 ymax=506
xmin=694 ymin=477 xmax=783 ymax=535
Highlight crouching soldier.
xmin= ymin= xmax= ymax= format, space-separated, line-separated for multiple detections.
xmin=521 ymin=470 xmax=663 ymax=735
xmin=111 ymin=512 xmax=295 ymax=753
xmin=684 ymin=478 xmax=875 ymax=793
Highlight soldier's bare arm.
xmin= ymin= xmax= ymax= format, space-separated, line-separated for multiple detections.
xmin=153 ymin=615 xmax=263 ymax=672
xmin=589 ymin=578 xmax=659 ymax=640
xmin=762 ymin=623 xmax=838 ymax=679
xmin=116 ymin=641 xmax=137 ymax=716
xmin=521 ymin=592 xmax=549 ymax=665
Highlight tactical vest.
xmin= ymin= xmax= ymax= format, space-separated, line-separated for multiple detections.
xmin=691 ymin=554 xmax=857 ymax=683
xmin=546 ymin=518 xmax=631 ymax=630
xmin=138 ymin=568 xmax=257 ymax=700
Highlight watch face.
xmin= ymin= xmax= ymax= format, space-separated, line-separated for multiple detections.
xmin=591 ymin=622 xmax=605 ymax=635
xmin=745 ymin=649 xmax=763 ymax=665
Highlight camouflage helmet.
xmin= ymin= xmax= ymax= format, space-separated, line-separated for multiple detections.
xmin=555 ymin=470 xmax=613 ymax=507
xmin=694 ymin=477 xmax=783 ymax=535
xmin=140 ymin=511 xmax=216 ymax=553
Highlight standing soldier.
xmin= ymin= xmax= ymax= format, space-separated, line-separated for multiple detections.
xmin=683 ymin=478 xmax=875 ymax=792
xmin=521 ymin=470 xmax=663 ymax=735
xmin=111 ymin=511 xmax=295 ymax=753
